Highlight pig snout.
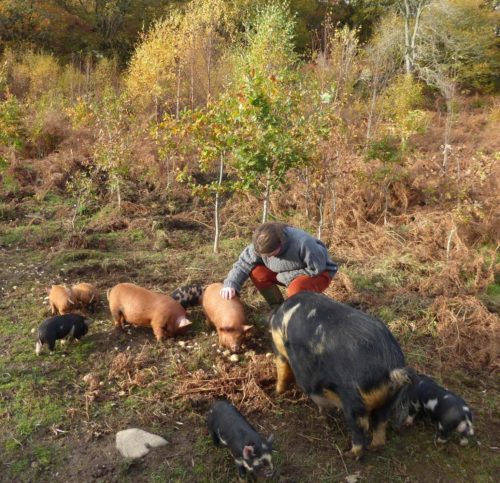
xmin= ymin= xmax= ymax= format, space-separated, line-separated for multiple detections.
xmin=254 ymin=459 xmax=274 ymax=479
xmin=262 ymin=464 xmax=274 ymax=479
xmin=218 ymin=330 xmax=244 ymax=353
xmin=228 ymin=336 xmax=245 ymax=353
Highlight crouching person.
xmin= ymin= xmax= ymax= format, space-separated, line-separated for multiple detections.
xmin=220 ymin=222 xmax=338 ymax=308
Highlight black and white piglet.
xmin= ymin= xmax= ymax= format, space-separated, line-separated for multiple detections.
xmin=208 ymin=400 xmax=274 ymax=479
xmin=35 ymin=314 xmax=93 ymax=355
xmin=407 ymin=374 xmax=474 ymax=445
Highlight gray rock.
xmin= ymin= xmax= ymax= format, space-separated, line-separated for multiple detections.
xmin=116 ymin=428 xmax=167 ymax=459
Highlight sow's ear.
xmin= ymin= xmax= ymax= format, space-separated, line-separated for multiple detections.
xmin=243 ymin=445 xmax=255 ymax=460
xmin=243 ymin=325 xmax=253 ymax=333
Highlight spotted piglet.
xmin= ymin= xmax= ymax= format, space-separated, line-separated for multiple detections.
xmin=208 ymin=400 xmax=274 ymax=479
xmin=407 ymin=374 xmax=474 ymax=446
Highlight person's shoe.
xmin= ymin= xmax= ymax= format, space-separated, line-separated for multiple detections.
xmin=258 ymin=285 xmax=284 ymax=309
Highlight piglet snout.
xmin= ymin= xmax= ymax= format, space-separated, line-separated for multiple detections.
xmin=255 ymin=462 xmax=274 ymax=479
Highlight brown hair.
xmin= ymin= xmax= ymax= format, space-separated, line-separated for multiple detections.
xmin=252 ymin=222 xmax=287 ymax=255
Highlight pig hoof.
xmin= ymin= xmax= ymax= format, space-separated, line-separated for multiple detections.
xmin=346 ymin=445 xmax=364 ymax=460
xmin=369 ymin=442 xmax=385 ymax=451
xmin=460 ymin=437 xmax=469 ymax=446
xmin=436 ymin=437 xmax=448 ymax=444
xmin=404 ymin=415 xmax=414 ymax=427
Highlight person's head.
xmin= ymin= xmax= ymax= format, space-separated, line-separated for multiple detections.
xmin=252 ymin=222 xmax=287 ymax=256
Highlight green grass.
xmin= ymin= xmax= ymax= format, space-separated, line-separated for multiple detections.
xmin=0 ymin=201 xmax=17 ymax=221
xmin=480 ymin=282 xmax=500 ymax=313
xmin=48 ymin=248 xmax=109 ymax=267
xmin=0 ymin=221 xmax=62 ymax=247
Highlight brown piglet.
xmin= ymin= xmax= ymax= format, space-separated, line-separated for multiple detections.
xmin=107 ymin=283 xmax=192 ymax=341
xmin=201 ymin=283 xmax=253 ymax=353
xmin=47 ymin=285 xmax=76 ymax=315
xmin=71 ymin=282 xmax=99 ymax=313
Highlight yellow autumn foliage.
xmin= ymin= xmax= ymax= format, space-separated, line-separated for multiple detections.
xmin=125 ymin=12 xmax=184 ymax=111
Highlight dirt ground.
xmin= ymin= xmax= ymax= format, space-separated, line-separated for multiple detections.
xmin=0 ymin=217 xmax=499 ymax=483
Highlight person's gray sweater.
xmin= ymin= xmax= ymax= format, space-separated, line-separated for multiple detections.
xmin=223 ymin=226 xmax=338 ymax=293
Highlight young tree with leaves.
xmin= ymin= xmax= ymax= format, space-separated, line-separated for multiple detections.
xmin=175 ymin=96 xmax=237 ymax=253
xmin=228 ymin=2 xmax=311 ymax=222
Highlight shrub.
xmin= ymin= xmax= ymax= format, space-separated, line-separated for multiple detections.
xmin=0 ymin=93 xmax=25 ymax=151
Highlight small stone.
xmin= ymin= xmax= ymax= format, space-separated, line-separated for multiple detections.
xmin=265 ymin=352 xmax=273 ymax=358
xmin=116 ymin=428 xmax=167 ymax=459
xmin=229 ymin=354 xmax=239 ymax=362
xmin=345 ymin=473 xmax=362 ymax=483
xmin=222 ymin=350 xmax=231 ymax=357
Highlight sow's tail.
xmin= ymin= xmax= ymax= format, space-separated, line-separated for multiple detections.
xmin=171 ymin=284 xmax=204 ymax=309
xmin=388 ymin=367 xmax=419 ymax=428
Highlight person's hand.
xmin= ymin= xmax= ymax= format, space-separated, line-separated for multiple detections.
xmin=220 ymin=287 xmax=236 ymax=300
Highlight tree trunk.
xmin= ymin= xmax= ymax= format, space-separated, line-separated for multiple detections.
xmin=116 ymin=178 xmax=121 ymax=210
xmin=190 ymin=34 xmax=195 ymax=110
xmin=175 ymin=61 xmax=181 ymax=120
xmin=366 ymin=85 xmax=378 ymax=144
xmin=402 ymin=0 xmax=428 ymax=74
xmin=262 ymin=170 xmax=271 ymax=223
xmin=410 ymin=2 xmax=424 ymax=71
xmin=304 ymin=167 xmax=310 ymax=218
xmin=85 ymin=55 xmax=91 ymax=94
xmin=317 ymin=193 xmax=324 ymax=240
xmin=443 ymin=91 xmax=454 ymax=172
xmin=331 ymin=183 xmax=337 ymax=228
xmin=403 ymin=1 xmax=412 ymax=74
xmin=214 ymin=154 xmax=224 ymax=254
xmin=206 ymin=33 xmax=212 ymax=105
xmin=383 ymin=180 xmax=388 ymax=226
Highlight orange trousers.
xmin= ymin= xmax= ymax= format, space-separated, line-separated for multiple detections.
xmin=250 ymin=265 xmax=331 ymax=297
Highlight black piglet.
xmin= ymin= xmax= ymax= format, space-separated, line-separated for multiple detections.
xmin=35 ymin=314 xmax=93 ymax=355
xmin=208 ymin=400 xmax=274 ymax=479
xmin=407 ymin=373 xmax=474 ymax=445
